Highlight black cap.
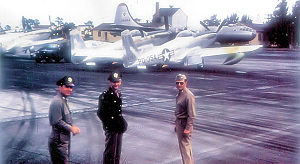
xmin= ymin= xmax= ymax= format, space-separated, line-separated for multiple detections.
xmin=56 ymin=76 xmax=75 ymax=87
xmin=107 ymin=72 xmax=122 ymax=83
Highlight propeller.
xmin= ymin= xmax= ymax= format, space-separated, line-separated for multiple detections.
xmin=216 ymin=19 xmax=227 ymax=33
xmin=200 ymin=19 xmax=227 ymax=33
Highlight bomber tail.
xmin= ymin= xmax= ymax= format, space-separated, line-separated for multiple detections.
xmin=114 ymin=3 xmax=142 ymax=27
xmin=121 ymin=30 xmax=139 ymax=68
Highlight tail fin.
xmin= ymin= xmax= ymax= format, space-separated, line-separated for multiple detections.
xmin=114 ymin=3 xmax=142 ymax=27
xmin=121 ymin=30 xmax=139 ymax=68
xmin=69 ymin=29 xmax=87 ymax=63
xmin=70 ymin=29 xmax=86 ymax=50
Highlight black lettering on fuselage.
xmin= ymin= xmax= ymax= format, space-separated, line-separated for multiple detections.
xmin=137 ymin=49 xmax=175 ymax=65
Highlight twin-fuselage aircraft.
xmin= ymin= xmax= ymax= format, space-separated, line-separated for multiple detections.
xmin=121 ymin=27 xmax=261 ymax=69
xmin=70 ymin=3 xmax=261 ymax=69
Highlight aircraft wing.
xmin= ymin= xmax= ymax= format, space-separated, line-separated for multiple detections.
xmin=185 ymin=45 xmax=262 ymax=66
xmin=199 ymin=45 xmax=262 ymax=57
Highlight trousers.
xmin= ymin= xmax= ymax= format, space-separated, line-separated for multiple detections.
xmin=176 ymin=118 xmax=194 ymax=164
xmin=103 ymin=131 xmax=123 ymax=164
xmin=48 ymin=136 xmax=70 ymax=164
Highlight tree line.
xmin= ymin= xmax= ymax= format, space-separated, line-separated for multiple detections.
xmin=203 ymin=0 xmax=300 ymax=48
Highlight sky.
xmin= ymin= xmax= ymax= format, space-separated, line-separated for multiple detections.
xmin=0 ymin=0 xmax=298 ymax=28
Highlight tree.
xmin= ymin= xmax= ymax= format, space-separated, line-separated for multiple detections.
xmin=62 ymin=22 xmax=76 ymax=39
xmin=55 ymin=17 xmax=64 ymax=26
xmin=22 ymin=16 xmax=26 ymax=30
xmin=273 ymin=0 xmax=288 ymax=19
xmin=203 ymin=15 xmax=221 ymax=26
xmin=4 ymin=25 xmax=11 ymax=31
xmin=203 ymin=14 xmax=221 ymax=26
xmin=84 ymin=20 xmax=94 ymax=27
xmin=34 ymin=19 xmax=40 ymax=27
xmin=292 ymin=0 xmax=300 ymax=46
xmin=265 ymin=0 xmax=294 ymax=48
xmin=83 ymin=20 xmax=94 ymax=40
xmin=240 ymin=15 xmax=253 ymax=24
xmin=226 ymin=13 xmax=239 ymax=25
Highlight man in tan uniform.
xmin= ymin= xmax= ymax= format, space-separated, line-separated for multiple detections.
xmin=175 ymin=74 xmax=196 ymax=164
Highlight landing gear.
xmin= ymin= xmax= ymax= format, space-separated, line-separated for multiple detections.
xmin=196 ymin=58 xmax=204 ymax=70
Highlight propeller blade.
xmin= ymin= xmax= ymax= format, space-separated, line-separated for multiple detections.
xmin=216 ymin=19 xmax=227 ymax=33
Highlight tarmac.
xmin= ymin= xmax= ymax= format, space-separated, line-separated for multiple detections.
xmin=1 ymin=89 xmax=297 ymax=164
xmin=0 ymin=88 xmax=237 ymax=164
xmin=0 ymin=50 xmax=299 ymax=163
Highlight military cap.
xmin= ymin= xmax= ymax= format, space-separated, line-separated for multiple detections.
xmin=175 ymin=74 xmax=187 ymax=81
xmin=56 ymin=76 xmax=75 ymax=87
xmin=108 ymin=72 xmax=122 ymax=83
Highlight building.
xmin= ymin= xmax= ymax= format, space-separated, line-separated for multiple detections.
xmin=152 ymin=2 xmax=187 ymax=32
xmin=93 ymin=3 xmax=187 ymax=42
xmin=246 ymin=23 xmax=268 ymax=45
xmin=93 ymin=23 xmax=121 ymax=42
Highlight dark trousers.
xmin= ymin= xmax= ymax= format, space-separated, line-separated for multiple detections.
xmin=48 ymin=135 xmax=70 ymax=164
xmin=103 ymin=131 xmax=123 ymax=164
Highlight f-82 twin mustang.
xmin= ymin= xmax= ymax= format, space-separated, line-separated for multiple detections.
xmin=121 ymin=27 xmax=262 ymax=69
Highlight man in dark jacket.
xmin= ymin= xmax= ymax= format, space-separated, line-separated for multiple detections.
xmin=48 ymin=76 xmax=81 ymax=164
xmin=98 ymin=72 xmax=127 ymax=164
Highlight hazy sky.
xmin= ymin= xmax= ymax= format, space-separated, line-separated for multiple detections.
xmin=0 ymin=0 xmax=297 ymax=28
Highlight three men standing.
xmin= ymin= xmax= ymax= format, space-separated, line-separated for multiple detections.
xmin=175 ymin=74 xmax=196 ymax=164
xmin=48 ymin=76 xmax=81 ymax=164
xmin=97 ymin=72 xmax=128 ymax=164
xmin=48 ymin=73 xmax=195 ymax=163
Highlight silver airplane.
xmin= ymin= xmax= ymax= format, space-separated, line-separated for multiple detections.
xmin=70 ymin=2 xmax=177 ymax=66
xmin=121 ymin=28 xmax=262 ymax=69
xmin=70 ymin=28 xmax=173 ymax=66
xmin=70 ymin=29 xmax=124 ymax=66
xmin=0 ymin=29 xmax=63 ymax=57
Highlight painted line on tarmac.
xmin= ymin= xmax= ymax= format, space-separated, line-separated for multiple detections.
xmin=198 ymin=83 xmax=294 ymax=98
xmin=162 ymin=123 xmax=300 ymax=164
xmin=0 ymin=105 xmax=35 ymax=113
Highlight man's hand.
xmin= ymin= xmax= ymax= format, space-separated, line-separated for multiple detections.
xmin=70 ymin=126 xmax=80 ymax=134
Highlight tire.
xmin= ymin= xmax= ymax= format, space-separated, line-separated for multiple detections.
xmin=54 ymin=57 xmax=61 ymax=63
xmin=64 ymin=54 xmax=71 ymax=63
xmin=35 ymin=57 xmax=42 ymax=63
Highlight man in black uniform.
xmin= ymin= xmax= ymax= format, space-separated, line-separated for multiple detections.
xmin=48 ymin=76 xmax=81 ymax=164
xmin=97 ymin=72 xmax=127 ymax=164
